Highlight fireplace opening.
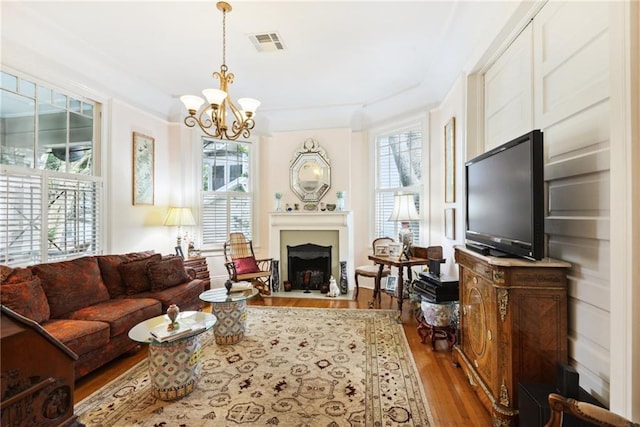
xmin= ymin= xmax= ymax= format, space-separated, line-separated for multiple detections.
xmin=287 ymin=243 xmax=332 ymax=291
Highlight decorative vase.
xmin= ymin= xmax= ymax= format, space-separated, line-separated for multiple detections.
xmin=336 ymin=191 xmax=346 ymax=211
xmin=271 ymin=260 xmax=280 ymax=292
xmin=283 ymin=281 xmax=292 ymax=292
xmin=339 ymin=261 xmax=348 ymax=294
xmin=320 ymin=283 xmax=329 ymax=294
xmin=275 ymin=193 xmax=283 ymax=212
xmin=167 ymin=304 xmax=180 ymax=327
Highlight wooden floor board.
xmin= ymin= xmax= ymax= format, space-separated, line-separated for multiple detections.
xmin=74 ymin=288 xmax=491 ymax=426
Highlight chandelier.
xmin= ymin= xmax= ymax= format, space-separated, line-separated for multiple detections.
xmin=180 ymin=1 xmax=260 ymax=140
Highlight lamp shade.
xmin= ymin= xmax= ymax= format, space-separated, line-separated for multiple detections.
xmin=164 ymin=207 xmax=196 ymax=227
xmin=388 ymin=193 xmax=420 ymax=221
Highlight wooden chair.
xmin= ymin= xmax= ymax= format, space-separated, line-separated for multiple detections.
xmin=223 ymin=232 xmax=273 ymax=296
xmin=545 ymin=393 xmax=639 ymax=427
xmin=354 ymin=237 xmax=394 ymax=300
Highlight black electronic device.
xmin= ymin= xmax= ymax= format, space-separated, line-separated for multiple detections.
xmin=413 ymin=273 xmax=459 ymax=303
xmin=465 ymin=130 xmax=545 ymax=260
xmin=556 ymin=363 xmax=580 ymax=398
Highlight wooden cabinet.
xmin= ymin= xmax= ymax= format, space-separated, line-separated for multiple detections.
xmin=453 ymin=247 xmax=569 ymax=426
xmin=184 ymin=257 xmax=211 ymax=290
xmin=1 ymin=306 xmax=79 ymax=426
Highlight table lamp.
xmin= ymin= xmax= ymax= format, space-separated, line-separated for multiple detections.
xmin=388 ymin=192 xmax=420 ymax=252
xmin=164 ymin=207 xmax=196 ymax=247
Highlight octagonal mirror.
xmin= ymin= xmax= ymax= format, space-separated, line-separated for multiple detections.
xmin=290 ymin=138 xmax=331 ymax=203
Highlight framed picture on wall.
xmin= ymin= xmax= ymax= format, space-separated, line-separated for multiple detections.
xmin=132 ymin=132 xmax=155 ymax=205
xmin=444 ymin=117 xmax=456 ymax=203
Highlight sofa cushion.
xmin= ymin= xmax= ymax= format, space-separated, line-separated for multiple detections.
xmin=66 ymin=297 xmax=161 ymax=337
xmin=147 ymin=256 xmax=191 ymax=292
xmin=233 ymin=256 xmax=260 ymax=274
xmin=135 ymin=279 xmax=205 ymax=312
xmin=119 ymin=253 xmax=162 ymax=295
xmin=0 ymin=277 xmax=51 ymax=323
xmin=42 ymin=318 xmax=110 ymax=356
xmin=32 ymin=256 xmax=111 ymax=318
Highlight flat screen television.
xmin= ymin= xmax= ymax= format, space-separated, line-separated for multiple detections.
xmin=465 ymin=130 xmax=544 ymax=260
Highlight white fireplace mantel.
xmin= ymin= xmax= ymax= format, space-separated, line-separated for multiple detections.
xmin=269 ymin=211 xmax=354 ymax=290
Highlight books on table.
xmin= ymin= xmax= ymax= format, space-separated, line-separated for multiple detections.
xmin=150 ymin=321 xmax=206 ymax=343
xmin=230 ymin=281 xmax=253 ymax=292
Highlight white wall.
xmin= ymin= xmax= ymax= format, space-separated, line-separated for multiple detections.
xmin=106 ymin=100 xmax=178 ymax=256
xmin=428 ymin=75 xmax=467 ymax=277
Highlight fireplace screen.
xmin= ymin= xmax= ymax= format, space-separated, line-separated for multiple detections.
xmin=287 ymin=243 xmax=332 ymax=290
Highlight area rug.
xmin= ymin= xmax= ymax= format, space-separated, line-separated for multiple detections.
xmin=75 ymin=307 xmax=434 ymax=426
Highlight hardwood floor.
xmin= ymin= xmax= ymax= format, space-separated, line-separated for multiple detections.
xmin=74 ymin=288 xmax=491 ymax=426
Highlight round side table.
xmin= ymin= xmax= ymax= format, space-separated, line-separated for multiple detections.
xmin=128 ymin=311 xmax=216 ymax=400
xmin=199 ymin=286 xmax=259 ymax=345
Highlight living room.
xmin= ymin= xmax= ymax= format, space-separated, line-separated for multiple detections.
xmin=1 ymin=0 xmax=638 ymax=423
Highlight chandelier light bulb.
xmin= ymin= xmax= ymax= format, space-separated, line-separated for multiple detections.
xmin=238 ymin=98 xmax=260 ymax=117
xmin=202 ymin=88 xmax=228 ymax=107
xmin=180 ymin=95 xmax=205 ymax=114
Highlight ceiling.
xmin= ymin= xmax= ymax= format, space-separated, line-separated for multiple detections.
xmin=1 ymin=1 xmax=525 ymax=134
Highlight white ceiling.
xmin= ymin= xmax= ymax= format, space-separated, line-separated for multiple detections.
xmin=1 ymin=1 xmax=524 ymax=134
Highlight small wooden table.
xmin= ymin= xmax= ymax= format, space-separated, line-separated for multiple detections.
xmin=367 ymin=254 xmax=430 ymax=320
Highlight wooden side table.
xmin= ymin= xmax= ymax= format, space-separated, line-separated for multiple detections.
xmin=184 ymin=256 xmax=211 ymax=290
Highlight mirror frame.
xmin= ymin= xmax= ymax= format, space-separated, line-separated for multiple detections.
xmin=290 ymin=138 xmax=331 ymax=203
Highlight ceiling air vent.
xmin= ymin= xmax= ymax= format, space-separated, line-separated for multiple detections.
xmin=250 ymin=32 xmax=285 ymax=52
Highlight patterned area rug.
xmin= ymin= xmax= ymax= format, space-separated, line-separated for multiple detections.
xmin=75 ymin=307 xmax=433 ymax=426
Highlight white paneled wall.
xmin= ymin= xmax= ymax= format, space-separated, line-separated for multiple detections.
xmin=484 ymin=24 xmax=533 ymax=149
xmin=534 ymin=1 xmax=611 ymax=404
xmin=482 ymin=1 xmax=612 ymax=405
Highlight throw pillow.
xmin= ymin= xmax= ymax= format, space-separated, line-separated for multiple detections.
xmin=233 ymin=256 xmax=260 ymax=275
xmin=118 ymin=253 xmax=162 ymax=295
xmin=96 ymin=254 xmax=129 ymax=298
xmin=1 ymin=266 xmax=35 ymax=284
xmin=32 ymin=256 xmax=111 ymax=318
xmin=147 ymin=256 xmax=191 ymax=292
xmin=0 ymin=277 xmax=51 ymax=323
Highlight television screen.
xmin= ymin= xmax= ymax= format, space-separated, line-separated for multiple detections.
xmin=465 ymin=130 xmax=544 ymax=260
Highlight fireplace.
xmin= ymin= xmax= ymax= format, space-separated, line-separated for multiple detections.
xmin=287 ymin=243 xmax=332 ymax=291
xmin=268 ymin=211 xmax=354 ymax=294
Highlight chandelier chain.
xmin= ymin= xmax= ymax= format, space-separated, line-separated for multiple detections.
xmin=222 ymin=7 xmax=226 ymax=66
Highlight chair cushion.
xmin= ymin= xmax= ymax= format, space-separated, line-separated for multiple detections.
xmin=233 ymin=256 xmax=260 ymax=274
xmin=147 ymin=256 xmax=191 ymax=292
xmin=0 ymin=276 xmax=51 ymax=323
xmin=119 ymin=253 xmax=162 ymax=295
xmin=355 ymin=264 xmax=391 ymax=277
xmin=32 ymin=256 xmax=111 ymax=318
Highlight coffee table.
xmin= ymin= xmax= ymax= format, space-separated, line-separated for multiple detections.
xmin=199 ymin=286 xmax=259 ymax=345
xmin=128 ymin=311 xmax=216 ymax=400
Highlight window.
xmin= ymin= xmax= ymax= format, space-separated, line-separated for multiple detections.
xmin=0 ymin=70 xmax=101 ymax=266
xmin=201 ymin=138 xmax=253 ymax=247
xmin=374 ymin=128 xmax=422 ymax=243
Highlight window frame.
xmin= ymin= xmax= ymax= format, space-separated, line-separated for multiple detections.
xmin=370 ymin=117 xmax=426 ymax=246
xmin=0 ymin=69 xmax=102 ymax=266
xmin=199 ymin=137 xmax=258 ymax=250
